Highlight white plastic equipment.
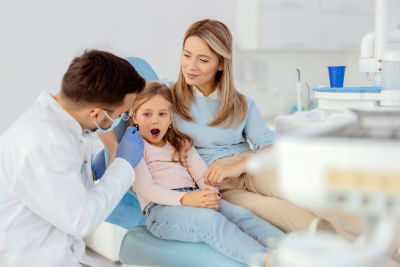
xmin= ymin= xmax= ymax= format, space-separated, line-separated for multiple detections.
xmin=249 ymin=107 xmax=400 ymax=267
xmin=275 ymin=0 xmax=400 ymax=135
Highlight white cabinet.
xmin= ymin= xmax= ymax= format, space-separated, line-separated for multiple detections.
xmin=320 ymin=0 xmax=374 ymax=15
xmin=83 ymin=222 xmax=128 ymax=262
xmin=322 ymin=13 xmax=374 ymax=50
xmin=259 ymin=9 xmax=321 ymax=49
xmin=235 ymin=0 xmax=374 ymax=50
xmin=259 ymin=0 xmax=320 ymax=11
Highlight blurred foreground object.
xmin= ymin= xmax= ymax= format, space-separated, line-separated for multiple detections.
xmin=248 ymin=107 xmax=400 ymax=267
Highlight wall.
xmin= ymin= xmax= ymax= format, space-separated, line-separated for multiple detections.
xmin=0 ymin=0 xmax=399 ymax=133
xmin=0 ymin=0 xmax=234 ymax=134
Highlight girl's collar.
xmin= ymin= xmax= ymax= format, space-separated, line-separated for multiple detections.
xmin=144 ymin=138 xmax=169 ymax=149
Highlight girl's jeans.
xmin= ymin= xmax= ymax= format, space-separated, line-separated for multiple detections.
xmin=144 ymin=188 xmax=286 ymax=267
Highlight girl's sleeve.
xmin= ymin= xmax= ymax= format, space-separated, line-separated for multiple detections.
xmin=186 ymin=146 xmax=219 ymax=192
xmin=132 ymin=159 xmax=186 ymax=206
xmin=244 ymin=99 xmax=277 ymax=151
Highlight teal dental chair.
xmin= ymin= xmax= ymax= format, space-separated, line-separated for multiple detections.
xmin=104 ymin=57 xmax=246 ymax=267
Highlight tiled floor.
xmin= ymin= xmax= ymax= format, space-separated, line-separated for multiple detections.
xmin=85 ymin=248 xmax=123 ymax=267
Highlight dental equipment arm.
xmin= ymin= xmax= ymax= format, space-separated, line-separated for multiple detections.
xmin=297 ymin=69 xmax=302 ymax=112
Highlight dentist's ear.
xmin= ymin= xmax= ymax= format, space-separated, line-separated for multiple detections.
xmin=89 ymin=109 xmax=103 ymax=123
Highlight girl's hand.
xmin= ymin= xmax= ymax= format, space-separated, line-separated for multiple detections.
xmin=180 ymin=187 xmax=220 ymax=211
xmin=204 ymin=162 xmax=245 ymax=187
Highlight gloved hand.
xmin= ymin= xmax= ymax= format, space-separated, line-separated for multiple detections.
xmin=116 ymin=126 xmax=144 ymax=169
xmin=92 ymin=148 xmax=106 ymax=181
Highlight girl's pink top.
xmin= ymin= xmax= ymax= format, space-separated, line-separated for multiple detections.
xmin=132 ymin=141 xmax=219 ymax=212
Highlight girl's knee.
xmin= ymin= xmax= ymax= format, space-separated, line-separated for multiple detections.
xmin=198 ymin=208 xmax=224 ymax=223
xmin=220 ymin=199 xmax=253 ymax=216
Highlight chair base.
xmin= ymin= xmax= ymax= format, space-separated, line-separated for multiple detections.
xmin=119 ymin=226 xmax=246 ymax=267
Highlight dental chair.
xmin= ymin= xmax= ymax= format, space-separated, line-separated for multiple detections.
xmin=104 ymin=57 xmax=246 ymax=267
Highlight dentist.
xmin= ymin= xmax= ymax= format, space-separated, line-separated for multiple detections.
xmin=0 ymin=50 xmax=145 ymax=267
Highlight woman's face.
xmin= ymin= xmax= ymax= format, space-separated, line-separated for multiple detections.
xmin=181 ymin=36 xmax=223 ymax=90
xmin=133 ymin=95 xmax=172 ymax=147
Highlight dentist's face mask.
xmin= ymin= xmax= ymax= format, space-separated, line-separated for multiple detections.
xmin=94 ymin=109 xmax=131 ymax=133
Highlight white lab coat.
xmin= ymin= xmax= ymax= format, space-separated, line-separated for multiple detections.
xmin=0 ymin=92 xmax=135 ymax=267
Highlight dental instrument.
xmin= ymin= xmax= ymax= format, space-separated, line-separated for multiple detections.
xmin=139 ymin=131 xmax=152 ymax=136
xmin=296 ymin=69 xmax=302 ymax=112
xmin=305 ymin=82 xmax=311 ymax=111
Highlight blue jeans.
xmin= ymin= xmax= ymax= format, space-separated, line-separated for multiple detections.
xmin=144 ymin=188 xmax=286 ymax=267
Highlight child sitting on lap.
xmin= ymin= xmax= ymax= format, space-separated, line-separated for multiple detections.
xmin=103 ymin=81 xmax=286 ymax=267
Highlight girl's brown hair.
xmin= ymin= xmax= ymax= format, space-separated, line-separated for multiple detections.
xmin=131 ymin=81 xmax=194 ymax=167
xmin=172 ymin=19 xmax=248 ymax=129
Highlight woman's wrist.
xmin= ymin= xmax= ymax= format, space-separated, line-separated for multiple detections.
xmin=232 ymin=159 xmax=247 ymax=175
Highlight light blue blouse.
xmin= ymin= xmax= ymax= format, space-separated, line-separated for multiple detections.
xmin=175 ymin=96 xmax=277 ymax=166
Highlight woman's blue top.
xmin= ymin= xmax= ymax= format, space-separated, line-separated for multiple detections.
xmin=175 ymin=96 xmax=277 ymax=166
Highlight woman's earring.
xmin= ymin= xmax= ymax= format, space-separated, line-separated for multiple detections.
xmin=135 ymin=124 xmax=138 ymax=128
xmin=168 ymin=125 xmax=171 ymax=129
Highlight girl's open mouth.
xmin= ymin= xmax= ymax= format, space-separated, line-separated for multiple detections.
xmin=150 ymin=128 xmax=160 ymax=137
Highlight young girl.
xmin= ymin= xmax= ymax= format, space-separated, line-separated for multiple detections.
xmin=104 ymin=81 xmax=285 ymax=267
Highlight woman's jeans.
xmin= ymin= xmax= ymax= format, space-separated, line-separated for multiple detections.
xmin=144 ymin=188 xmax=286 ymax=267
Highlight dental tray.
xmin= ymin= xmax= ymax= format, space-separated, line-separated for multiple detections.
xmin=313 ymin=87 xmax=382 ymax=93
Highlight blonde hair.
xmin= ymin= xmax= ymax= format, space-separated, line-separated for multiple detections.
xmin=172 ymin=19 xmax=248 ymax=129
xmin=131 ymin=81 xmax=194 ymax=167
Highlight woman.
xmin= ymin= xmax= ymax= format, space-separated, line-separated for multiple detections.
xmin=171 ymin=19 xmax=360 ymax=239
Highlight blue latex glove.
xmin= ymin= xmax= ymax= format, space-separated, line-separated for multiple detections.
xmin=91 ymin=148 xmax=106 ymax=181
xmin=116 ymin=126 xmax=144 ymax=169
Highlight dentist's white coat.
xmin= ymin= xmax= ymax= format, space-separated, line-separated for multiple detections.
xmin=0 ymin=92 xmax=135 ymax=267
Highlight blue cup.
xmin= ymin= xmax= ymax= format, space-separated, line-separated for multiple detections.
xmin=328 ymin=66 xmax=346 ymax=88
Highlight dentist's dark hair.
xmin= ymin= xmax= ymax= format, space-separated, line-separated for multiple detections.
xmin=61 ymin=50 xmax=145 ymax=109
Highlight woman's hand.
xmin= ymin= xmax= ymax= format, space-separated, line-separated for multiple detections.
xmin=180 ymin=188 xmax=220 ymax=211
xmin=204 ymin=161 xmax=246 ymax=187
